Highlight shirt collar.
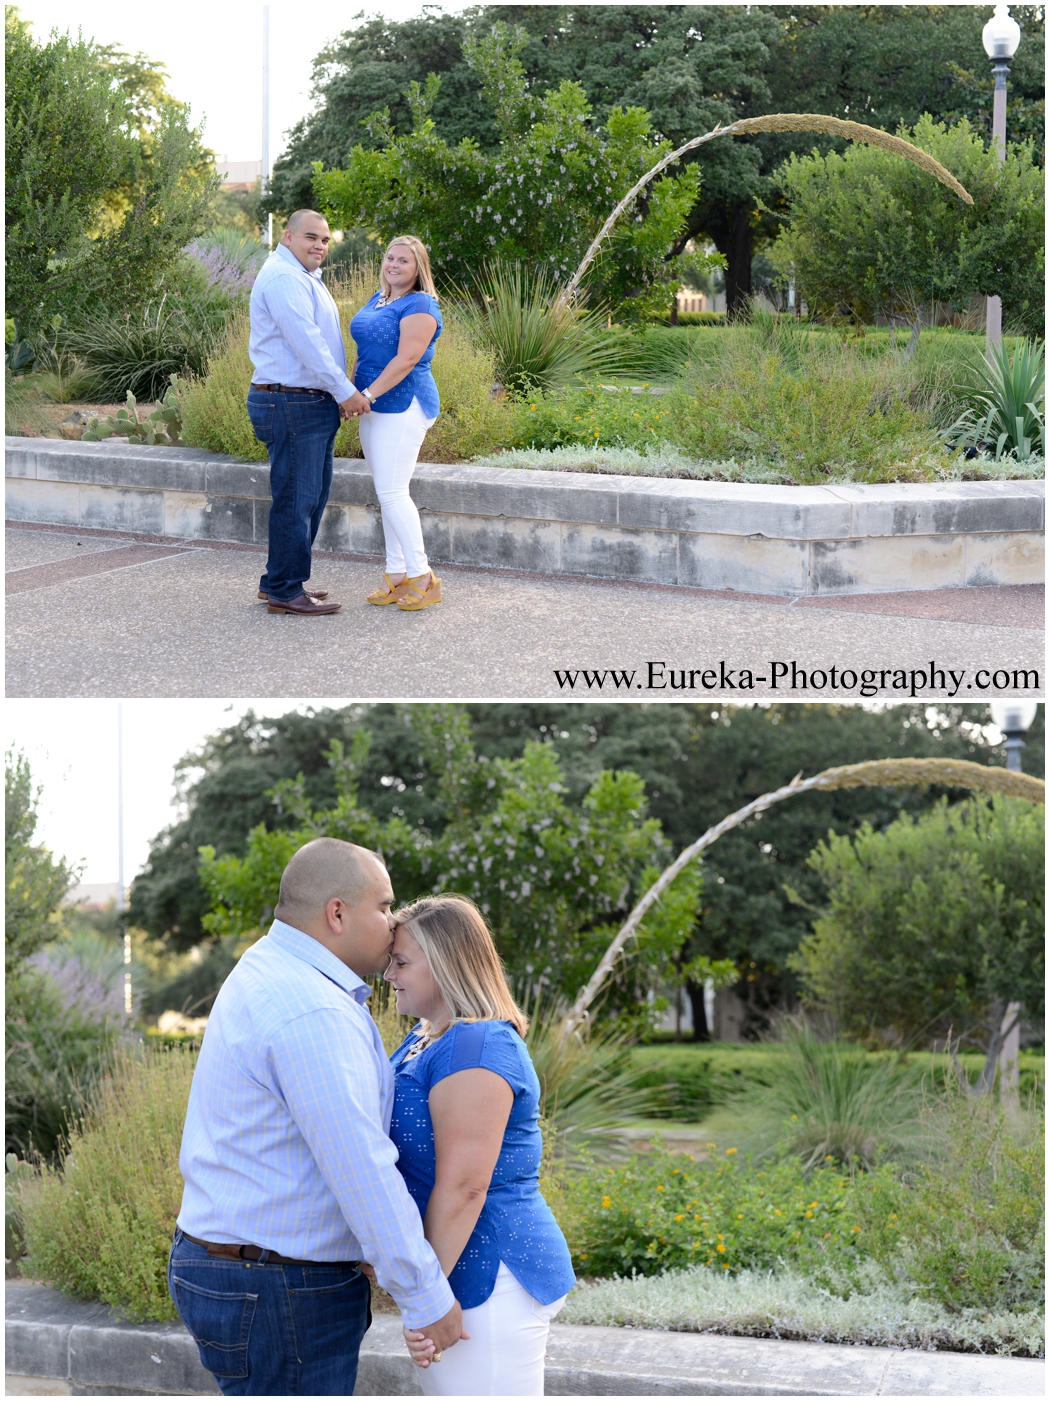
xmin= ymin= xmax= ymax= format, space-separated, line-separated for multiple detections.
xmin=266 ymin=919 xmax=371 ymax=1002
xmin=273 ymin=242 xmax=323 ymax=281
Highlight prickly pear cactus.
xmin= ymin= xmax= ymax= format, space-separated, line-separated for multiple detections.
xmin=82 ymin=386 xmax=184 ymax=446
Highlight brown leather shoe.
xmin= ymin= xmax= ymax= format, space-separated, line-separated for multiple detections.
xmin=267 ymin=592 xmax=342 ymax=615
xmin=258 ymin=589 xmax=329 ymax=601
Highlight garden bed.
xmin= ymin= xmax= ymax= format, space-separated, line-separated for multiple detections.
xmin=6 ymin=437 xmax=1043 ymax=596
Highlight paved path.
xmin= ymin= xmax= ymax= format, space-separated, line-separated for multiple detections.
xmin=6 ymin=524 xmax=1043 ymax=699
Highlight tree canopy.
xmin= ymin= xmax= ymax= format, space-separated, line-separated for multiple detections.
xmin=793 ymin=795 xmax=1044 ymax=1054
xmin=313 ymin=22 xmax=702 ymax=312
xmin=266 ymin=5 xmax=1045 ymax=315
xmin=5 ymin=6 xmax=218 ymax=342
xmin=127 ymin=703 xmax=1041 ymax=1037
xmin=5 ymin=750 xmax=77 ymax=985
xmin=771 ymin=115 xmax=1045 ymax=339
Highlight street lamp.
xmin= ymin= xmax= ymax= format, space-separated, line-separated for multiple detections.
xmin=982 ymin=4 xmax=1021 ymax=351
xmin=989 ymin=699 xmax=1037 ymax=772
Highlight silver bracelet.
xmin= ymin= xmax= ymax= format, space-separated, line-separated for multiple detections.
xmin=361 ymin=387 xmax=375 ymax=402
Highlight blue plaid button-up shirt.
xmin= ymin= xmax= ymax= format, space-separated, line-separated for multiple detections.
xmin=176 ymin=920 xmax=455 ymax=1328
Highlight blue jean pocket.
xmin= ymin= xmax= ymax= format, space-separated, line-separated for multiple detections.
xmin=170 ymin=1272 xmax=259 ymax=1378
xmin=246 ymin=398 xmax=274 ymax=444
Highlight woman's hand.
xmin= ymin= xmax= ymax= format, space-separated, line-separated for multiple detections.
xmin=358 ymin=312 xmax=437 ymax=402
xmin=403 ymin=1325 xmax=437 ymax=1368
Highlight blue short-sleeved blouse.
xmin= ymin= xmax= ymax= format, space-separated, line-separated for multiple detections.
xmin=389 ymin=1020 xmax=576 ymax=1309
xmin=349 ymin=290 xmax=442 ymax=416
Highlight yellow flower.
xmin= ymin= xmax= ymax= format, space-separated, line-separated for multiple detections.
xmin=805 ymin=1210 xmax=814 ymax=1218
xmin=725 ymin=1148 xmax=737 ymax=1155
xmin=774 ymin=1209 xmax=782 ymax=1216
xmin=602 ymin=1196 xmax=612 ymax=1208
xmin=716 ymin=1243 xmax=726 ymax=1253
xmin=737 ymin=1214 xmax=744 ymax=1220
xmin=723 ymin=1263 xmax=731 ymax=1270
xmin=656 ymin=1184 xmax=665 ymax=1191
xmin=674 ymin=1214 xmax=684 ymax=1222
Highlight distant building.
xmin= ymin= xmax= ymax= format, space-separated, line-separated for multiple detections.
xmin=63 ymin=882 xmax=122 ymax=908
xmin=218 ymin=158 xmax=262 ymax=192
xmin=676 ymin=290 xmax=726 ymax=314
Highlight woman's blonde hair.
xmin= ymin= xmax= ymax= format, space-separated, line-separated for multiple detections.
xmin=379 ymin=236 xmax=439 ymax=299
xmin=393 ymin=895 xmax=527 ymax=1038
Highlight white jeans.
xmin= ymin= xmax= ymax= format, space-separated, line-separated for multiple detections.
xmin=357 ymin=396 xmax=436 ymax=577
xmin=419 ymin=1263 xmax=566 ymax=1397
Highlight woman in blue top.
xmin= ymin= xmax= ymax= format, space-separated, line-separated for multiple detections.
xmin=383 ymin=895 xmax=575 ymax=1396
xmin=349 ymin=236 xmax=444 ymax=612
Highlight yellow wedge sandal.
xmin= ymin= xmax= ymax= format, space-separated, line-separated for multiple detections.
xmin=397 ymin=571 xmax=443 ymax=611
xmin=367 ymin=574 xmax=413 ymax=605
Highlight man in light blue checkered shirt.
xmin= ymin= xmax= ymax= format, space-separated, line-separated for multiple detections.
xmin=247 ymin=210 xmax=373 ymax=616
xmin=169 ymin=838 xmax=463 ymax=1395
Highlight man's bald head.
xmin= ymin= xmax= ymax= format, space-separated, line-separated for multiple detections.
xmin=286 ymin=209 xmax=328 ymax=234
xmin=275 ymin=838 xmax=384 ymax=928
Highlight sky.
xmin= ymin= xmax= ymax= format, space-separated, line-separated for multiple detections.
xmin=5 ymin=699 xmax=351 ymax=888
xmin=15 ymin=0 xmax=470 ymax=168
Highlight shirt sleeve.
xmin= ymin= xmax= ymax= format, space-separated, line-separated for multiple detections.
xmin=270 ymin=1006 xmax=456 ymax=1328
xmin=263 ymin=272 xmax=356 ymax=402
xmin=426 ymin=1022 xmax=525 ymax=1096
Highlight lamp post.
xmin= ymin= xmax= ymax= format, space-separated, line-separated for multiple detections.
xmin=982 ymin=4 xmax=1021 ymax=352
xmin=987 ymin=697 xmax=1034 ymax=1106
xmin=989 ymin=699 xmax=1037 ymax=772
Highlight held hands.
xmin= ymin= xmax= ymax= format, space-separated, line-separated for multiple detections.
xmin=403 ymin=1300 xmax=469 ymax=1369
xmin=339 ymin=390 xmax=372 ymax=420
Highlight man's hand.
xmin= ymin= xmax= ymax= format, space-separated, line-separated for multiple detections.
xmin=339 ymin=390 xmax=372 ymax=419
xmin=403 ymin=1300 xmax=468 ymax=1367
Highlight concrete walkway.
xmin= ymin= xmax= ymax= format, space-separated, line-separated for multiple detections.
xmin=6 ymin=1281 xmax=1043 ymax=1396
xmin=5 ymin=524 xmax=1043 ymax=699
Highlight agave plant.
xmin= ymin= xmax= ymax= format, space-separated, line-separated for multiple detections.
xmin=456 ymin=261 xmax=629 ymax=396
xmin=943 ymin=337 xmax=1045 ymax=463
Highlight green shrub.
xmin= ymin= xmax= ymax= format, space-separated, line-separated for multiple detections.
xmin=853 ymin=1092 xmax=1044 ymax=1312
xmin=558 ymin=1140 xmax=871 ymax=1280
xmin=19 ymin=1047 xmax=195 ymax=1321
xmin=552 ymin=1097 xmax=1044 ymax=1315
xmin=512 ymin=382 xmax=678 ymax=453
xmin=5 ymin=971 xmax=118 ymax=1162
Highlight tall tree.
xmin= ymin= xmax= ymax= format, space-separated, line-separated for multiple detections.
xmin=793 ymin=795 xmax=1044 ymax=1078
xmin=5 ymin=750 xmax=77 ymax=985
xmin=127 ymin=702 xmax=1042 ymax=1042
xmin=267 ymin=5 xmax=1044 ymax=316
xmin=5 ymin=7 xmax=218 ymax=342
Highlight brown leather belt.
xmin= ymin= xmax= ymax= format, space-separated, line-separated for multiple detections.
xmin=251 ymin=383 xmax=333 ymax=398
xmin=181 ymin=1231 xmax=358 ymax=1268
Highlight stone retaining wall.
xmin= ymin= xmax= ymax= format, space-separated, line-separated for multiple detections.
xmin=6 ymin=1282 xmax=1044 ymax=1397
xmin=5 ymin=437 xmax=1044 ymax=596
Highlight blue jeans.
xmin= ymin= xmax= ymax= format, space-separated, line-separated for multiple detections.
xmin=168 ymin=1230 xmax=371 ymax=1395
xmin=247 ymin=388 xmax=340 ymax=602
